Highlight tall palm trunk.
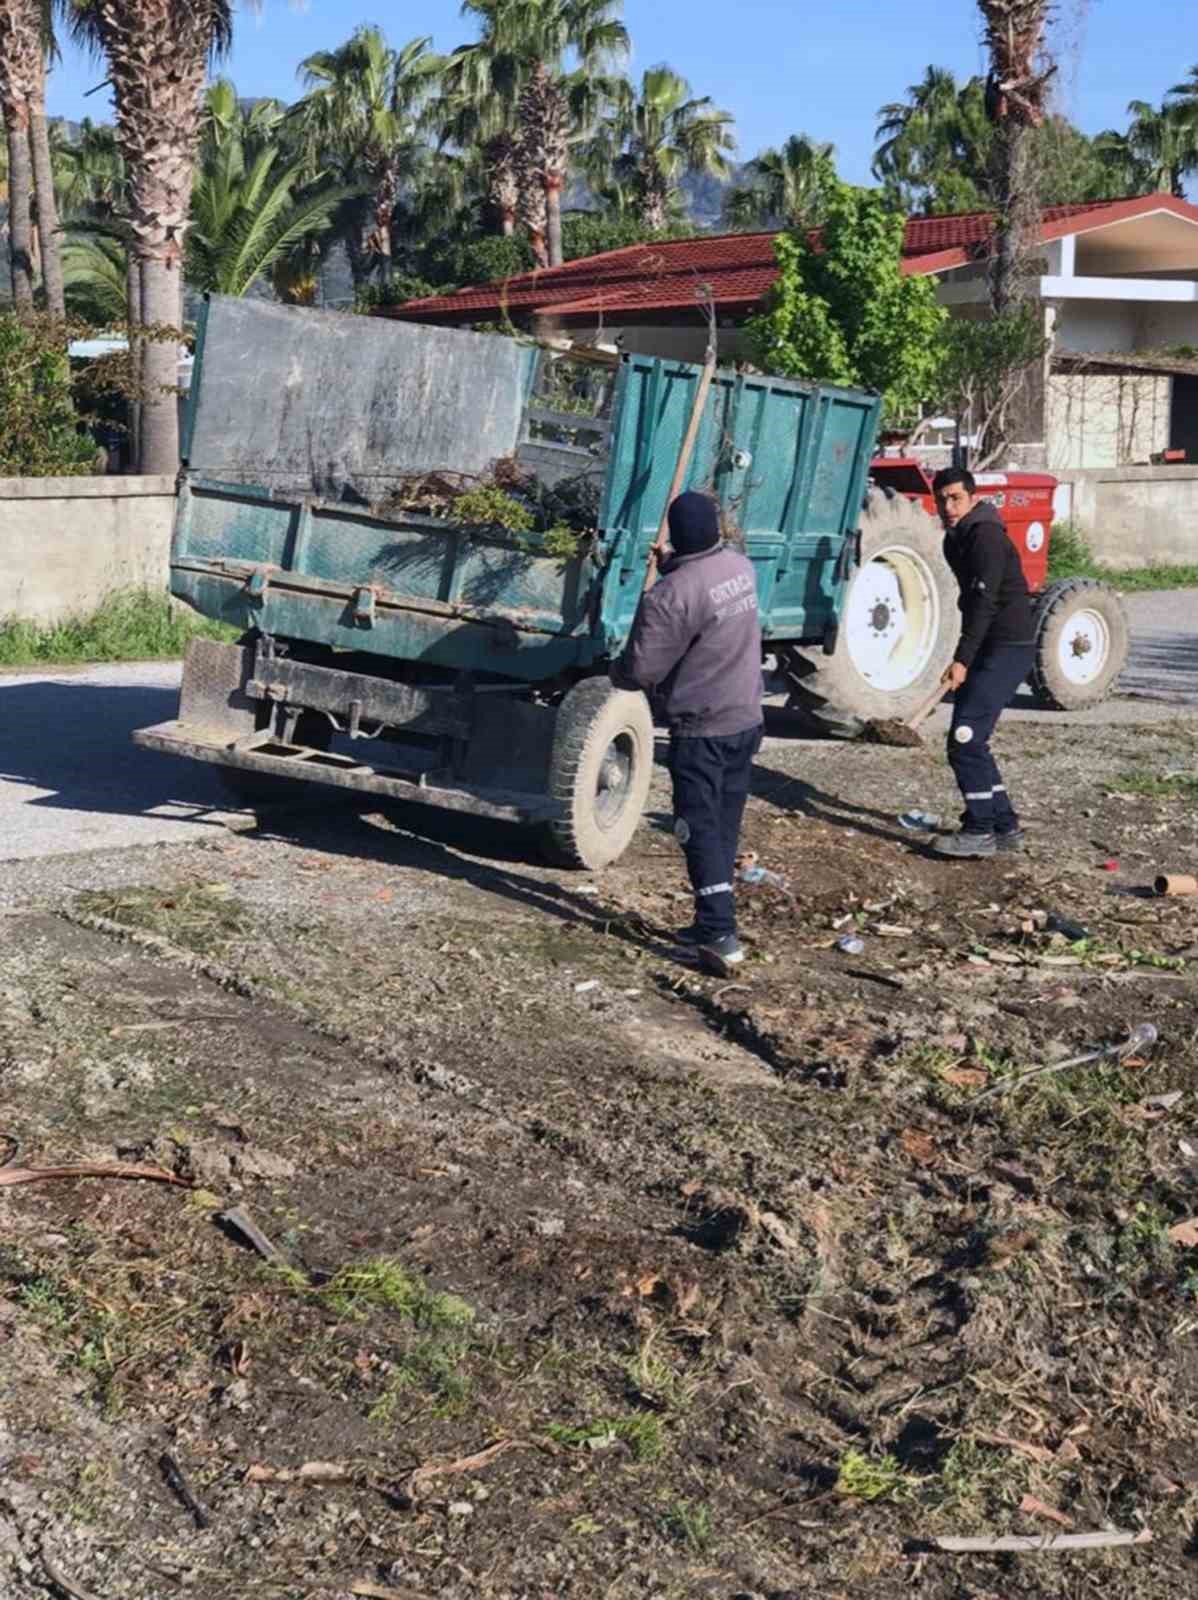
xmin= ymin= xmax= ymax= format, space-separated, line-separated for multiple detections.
xmin=520 ymin=62 xmax=569 ymax=268
xmin=516 ymin=123 xmax=547 ymax=269
xmin=372 ymin=154 xmax=397 ymax=286
xmin=3 ymin=112 xmax=33 ymax=309
xmin=127 ymin=251 xmax=141 ymax=469
xmin=86 ymin=3 xmax=211 ymax=475
xmin=28 ymin=78 xmax=64 ymax=317
xmin=0 ymin=0 xmax=39 ymax=313
xmin=979 ymin=0 xmax=1054 ymax=315
xmin=485 ymin=134 xmax=518 ymax=236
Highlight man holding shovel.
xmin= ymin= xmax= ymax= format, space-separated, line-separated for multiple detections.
xmin=611 ymin=492 xmax=763 ymax=976
xmin=931 ymin=467 xmax=1036 ymax=859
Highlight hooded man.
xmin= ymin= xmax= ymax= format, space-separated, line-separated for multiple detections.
xmin=611 ymin=492 xmax=763 ymax=976
xmin=932 ymin=466 xmax=1036 ymax=859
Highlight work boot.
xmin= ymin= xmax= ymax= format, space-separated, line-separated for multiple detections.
xmin=995 ymin=828 xmax=1026 ymax=854
xmin=934 ymin=831 xmax=997 ymax=859
xmin=697 ymin=934 xmax=746 ymax=977
xmin=673 ymin=925 xmax=704 ymax=947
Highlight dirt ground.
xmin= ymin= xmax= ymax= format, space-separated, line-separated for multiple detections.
xmin=4 ymin=712 xmax=1198 ymax=1600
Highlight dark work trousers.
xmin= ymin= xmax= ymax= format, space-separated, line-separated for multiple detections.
xmin=948 ymin=642 xmax=1035 ymax=834
xmin=668 ymin=725 xmax=763 ymax=940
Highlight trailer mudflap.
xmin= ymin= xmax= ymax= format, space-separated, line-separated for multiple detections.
xmin=132 ymin=720 xmax=562 ymax=825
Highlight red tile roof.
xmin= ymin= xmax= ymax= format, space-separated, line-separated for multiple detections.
xmin=383 ymin=194 xmax=1198 ymax=328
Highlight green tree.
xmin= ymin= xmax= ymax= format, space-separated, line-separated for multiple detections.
xmin=725 ymin=134 xmax=836 ymax=229
xmin=873 ymin=66 xmax=990 ymax=214
xmin=291 ymin=27 xmax=446 ymax=290
xmin=0 ymin=0 xmax=66 ymax=316
xmin=0 ymin=312 xmax=97 ymax=473
xmin=458 ymin=0 xmax=629 ymax=269
xmin=747 ymin=182 xmax=946 ymax=425
xmin=187 ymin=81 xmax=351 ymax=298
xmin=587 ymin=65 xmax=734 ymax=232
xmin=61 ymin=230 xmax=127 ymax=322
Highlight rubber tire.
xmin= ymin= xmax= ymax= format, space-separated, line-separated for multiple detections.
xmin=1029 ymin=577 xmax=1129 ymax=710
xmin=217 ymin=712 xmax=333 ymax=808
xmin=541 ymin=678 xmax=654 ymax=870
xmin=783 ymin=491 xmax=958 ymax=725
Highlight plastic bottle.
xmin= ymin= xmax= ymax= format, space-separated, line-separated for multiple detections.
xmin=737 ymin=865 xmax=788 ymax=889
xmin=836 ymin=934 xmax=866 ymax=956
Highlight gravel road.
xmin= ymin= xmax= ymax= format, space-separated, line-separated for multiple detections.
xmin=2 ymin=587 xmax=1195 ymax=866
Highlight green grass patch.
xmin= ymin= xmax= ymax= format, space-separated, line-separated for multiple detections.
xmin=321 ymin=1258 xmax=474 ymax=1329
xmin=547 ymin=1413 xmax=666 ymax=1461
xmin=368 ymin=1337 xmax=474 ymax=1422
xmin=1049 ymin=522 xmax=1198 ymax=593
xmin=0 ymin=589 xmax=236 ymax=667
xmin=1105 ymin=769 xmax=1198 ymax=802
xmin=835 ymin=1448 xmax=918 ymax=1503
xmin=660 ymin=1498 xmax=713 ymax=1551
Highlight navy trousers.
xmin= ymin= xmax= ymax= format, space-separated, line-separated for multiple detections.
xmin=949 ymin=643 xmax=1034 ymax=834
xmin=669 ymin=726 xmax=763 ymax=940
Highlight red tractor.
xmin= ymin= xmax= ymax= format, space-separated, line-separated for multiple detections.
xmin=782 ymin=457 xmax=1129 ymax=727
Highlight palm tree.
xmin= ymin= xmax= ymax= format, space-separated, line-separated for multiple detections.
xmin=432 ymin=80 xmax=520 ymax=237
xmin=0 ymin=0 xmax=46 ymax=311
xmin=725 ymin=133 xmax=835 ymax=230
xmin=1095 ymin=97 xmax=1198 ymax=197
xmin=55 ymin=115 xmax=126 ymax=219
xmin=62 ymin=229 xmax=126 ymax=321
xmin=873 ymin=66 xmax=990 ymax=213
xmin=589 ymin=66 xmax=733 ymax=232
xmin=460 ymin=0 xmax=629 ymax=269
xmin=66 ymin=0 xmax=250 ymax=473
xmin=291 ymin=27 xmax=445 ymax=290
xmin=977 ymin=0 xmax=1055 ymax=314
xmin=187 ymin=81 xmax=351 ymax=298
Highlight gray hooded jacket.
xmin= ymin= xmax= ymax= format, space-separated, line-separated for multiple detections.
xmin=610 ymin=543 xmax=763 ymax=738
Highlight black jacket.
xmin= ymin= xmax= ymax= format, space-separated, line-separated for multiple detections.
xmin=944 ymin=500 xmax=1035 ymax=668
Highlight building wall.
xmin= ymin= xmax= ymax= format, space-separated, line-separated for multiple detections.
xmin=0 ymin=476 xmax=176 ymax=626
xmin=1046 ymin=371 xmax=1172 ymax=469
xmin=1054 ymin=464 xmax=1198 ymax=568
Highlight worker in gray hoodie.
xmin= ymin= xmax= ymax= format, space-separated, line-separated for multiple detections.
xmin=611 ymin=492 xmax=763 ymax=976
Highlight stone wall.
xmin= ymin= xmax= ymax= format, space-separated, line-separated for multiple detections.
xmin=0 ymin=476 xmax=176 ymax=625
xmin=1052 ymin=465 xmax=1198 ymax=569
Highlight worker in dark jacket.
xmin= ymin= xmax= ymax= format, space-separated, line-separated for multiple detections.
xmin=611 ymin=492 xmax=763 ymax=975
xmin=932 ymin=466 xmax=1036 ymax=858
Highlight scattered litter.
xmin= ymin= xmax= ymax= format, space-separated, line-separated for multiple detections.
xmin=975 ymin=1021 xmax=1158 ymax=1103
xmin=574 ymin=980 xmax=601 ymax=994
xmin=1098 ymin=860 xmax=1120 ymax=873
xmin=1045 ymin=913 xmax=1089 ymax=941
xmin=576 ymin=885 xmax=601 ymax=897
xmin=217 ymin=1205 xmax=287 ymax=1266
xmin=448 ymin=1500 xmax=475 ymax=1518
xmin=836 ymin=935 xmax=866 ymax=956
xmin=874 ymin=923 xmax=914 ymax=938
xmin=933 ymin=1529 xmax=1151 ymax=1554
xmin=737 ymin=864 xmax=791 ymax=892
xmin=622 ymin=988 xmax=642 ymax=998
xmin=898 ymin=810 xmax=941 ymax=830
xmin=0 ymin=1161 xmax=189 ymax=1191
xmin=1155 ymin=874 xmax=1198 ymax=897
xmin=159 ymin=1451 xmax=210 ymax=1530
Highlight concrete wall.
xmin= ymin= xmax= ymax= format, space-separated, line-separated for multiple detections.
xmin=1052 ymin=464 xmax=1198 ymax=568
xmin=0 ymin=476 xmax=176 ymax=625
xmin=1047 ymin=370 xmax=1172 ymax=469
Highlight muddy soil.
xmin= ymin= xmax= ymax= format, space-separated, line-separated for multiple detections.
xmin=3 ymin=716 xmax=1198 ymax=1600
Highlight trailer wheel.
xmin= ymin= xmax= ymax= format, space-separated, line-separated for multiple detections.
xmin=781 ymin=491 xmax=957 ymax=729
xmin=541 ymin=679 xmax=654 ymax=869
xmin=1030 ymin=578 xmax=1128 ymax=710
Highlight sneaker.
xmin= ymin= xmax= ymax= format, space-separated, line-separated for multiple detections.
xmin=995 ymin=829 xmax=1026 ymax=854
xmin=697 ymin=935 xmax=746 ymax=977
xmin=934 ymin=831 xmax=997 ymax=859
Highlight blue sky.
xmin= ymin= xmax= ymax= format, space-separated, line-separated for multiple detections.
xmin=48 ymin=0 xmax=1189 ymax=184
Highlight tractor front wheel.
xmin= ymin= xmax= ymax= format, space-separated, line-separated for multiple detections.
xmin=1029 ymin=578 xmax=1128 ymax=710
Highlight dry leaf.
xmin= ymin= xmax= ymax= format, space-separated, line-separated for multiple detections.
xmin=899 ymin=1128 xmax=938 ymax=1165
xmin=943 ymin=1063 xmax=989 ymax=1090
xmin=759 ymin=1211 xmax=801 ymax=1252
xmin=667 ymin=1274 xmax=700 ymax=1315
xmin=1020 ymin=1493 xmax=1074 ymax=1529
xmin=1169 ymin=1218 xmax=1198 ymax=1248
xmin=990 ymin=1230 xmax=1037 ymax=1265
xmin=1055 ymin=1438 xmax=1083 ymax=1464
xmin=680 ymin=1179 xmax=704 ymax=1198
xmin=246 ymin=1461 xmax=353 ymax=1484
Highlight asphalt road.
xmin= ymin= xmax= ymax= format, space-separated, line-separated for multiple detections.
xmin=2 ymin=588 xmax=1196 ymax=865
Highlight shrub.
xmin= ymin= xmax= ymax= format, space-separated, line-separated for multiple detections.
xmin=0 ymin=315 xmax=98 ymax=477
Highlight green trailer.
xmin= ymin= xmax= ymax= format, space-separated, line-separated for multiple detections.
xmin=137 ymin=295 xmax=898 ymax=868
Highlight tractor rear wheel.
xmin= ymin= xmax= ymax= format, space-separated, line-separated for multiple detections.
xmin=541 ymin=679 xmax=654 ymax=869
xmin=1029 ymin=578 xmax=1128 ymax=710
xmin=781 ymin=490 xmax=957 ymax=730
